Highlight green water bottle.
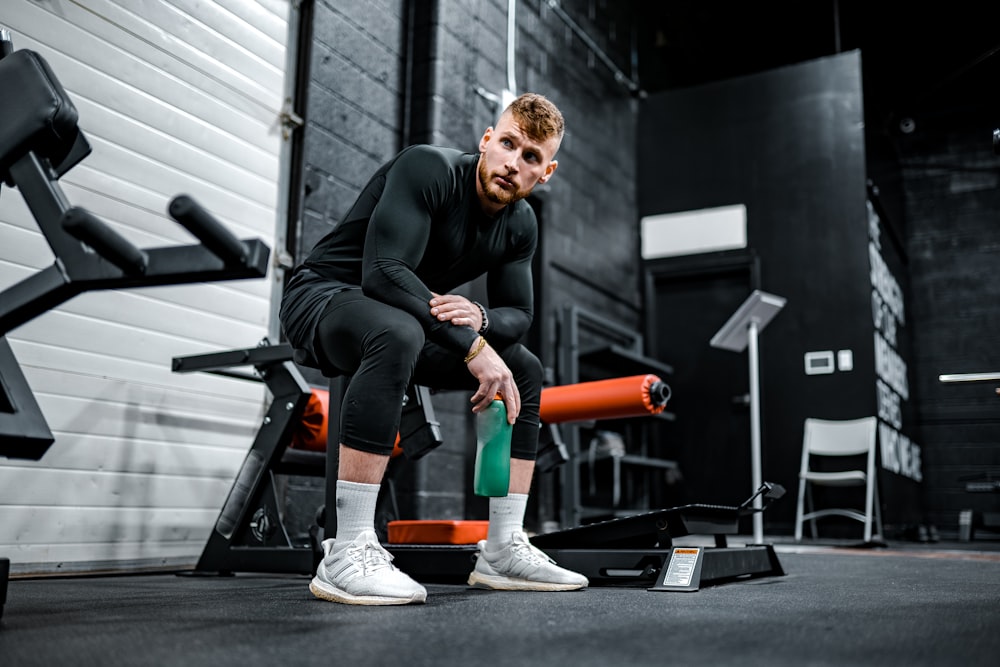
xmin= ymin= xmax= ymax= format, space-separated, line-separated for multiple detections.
xmin=474 ymin=394 xmax=512 ymax=497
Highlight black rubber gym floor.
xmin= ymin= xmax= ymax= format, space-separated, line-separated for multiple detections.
xmin=1 ymin=541 xmax=998 ymax=667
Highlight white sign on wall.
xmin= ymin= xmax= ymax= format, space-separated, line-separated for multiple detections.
xmin=868 ymin=200 xmax=922 ymax=482
xmin=641 ymin=204 xmax=747 ymax=259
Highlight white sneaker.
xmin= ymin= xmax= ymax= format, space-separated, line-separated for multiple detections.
xmin=468 ymin=531 xmax=589 ymax=591
xmin=310 ymin=530 xmax=427 ymax=605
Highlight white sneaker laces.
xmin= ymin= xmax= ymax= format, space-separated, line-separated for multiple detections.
xmin=510 ymin=541 xmax=553 ymax=566
xmin=349 ymin=541 xmax=395 ymax=575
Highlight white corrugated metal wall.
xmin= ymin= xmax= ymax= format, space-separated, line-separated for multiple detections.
xmin=0 ymin=0 xmax=290 ymax=574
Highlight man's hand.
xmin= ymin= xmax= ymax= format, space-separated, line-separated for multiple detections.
xmin=465 ymin=339 xmax=520 ymax=423
xmin=429 ymin=293 xmax=483 ymax=332
xmin=430 ymin=293 xmax=517 ymax=423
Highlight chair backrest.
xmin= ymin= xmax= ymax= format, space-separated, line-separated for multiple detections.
xmin=802 ymin=417 xmax=877 ymax=458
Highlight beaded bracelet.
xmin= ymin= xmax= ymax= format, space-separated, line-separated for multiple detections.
xmin=473 ymin=300 xmax=489 ymax=334
xmin=463 ymin=335 xmax=487 ymax=364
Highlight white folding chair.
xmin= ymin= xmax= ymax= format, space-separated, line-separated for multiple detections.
xmin=794 ymin=416 xmax=883 ymax=543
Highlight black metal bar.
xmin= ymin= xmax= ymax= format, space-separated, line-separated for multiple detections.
xmin=0 ymin=240 xmax=269 ymax=336
xmin=193 ymin=360 xmax=312 ymax=573
xmin=0 ymin=556 xmax=8 ymax=622
xmin=171 ymin=343 xmax=294 ymax=374
xmin=7 ymin=152 xmax=78 ymax=259
xmin=169 ymin=195 xmax=248 ymax=266
xmin=204 ymin=370 xmax=263 ymax=382
xmin=194 ymin=545 xmax=315 ymax=576
xmin=0 ymin=265 xmax=71 ymax=337
xmin=108 ymin=240 xmax=268 ymax=287
xmin=0 ymin=336 xmax=55 ymax=459
xmin=62 ymin=206 xmax=148 ymax=276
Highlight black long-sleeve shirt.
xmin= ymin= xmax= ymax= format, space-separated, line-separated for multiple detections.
xmin=282 ymin=144 xmax=537 ymax=357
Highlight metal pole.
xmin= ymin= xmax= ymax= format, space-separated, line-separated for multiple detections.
xmin=748 ymin=320 xmax=763 ymax=544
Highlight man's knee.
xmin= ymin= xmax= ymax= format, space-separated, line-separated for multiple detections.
xmin=504 ymin=343 xmax=542 ymax=379
xmin=369 ymin=317 xmax=425 ymax=367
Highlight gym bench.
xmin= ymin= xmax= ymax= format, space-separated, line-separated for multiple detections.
xmin=171 ymin=341 xmax=444 ymax=575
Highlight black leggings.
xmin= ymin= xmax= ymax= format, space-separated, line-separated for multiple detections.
xmin=313 ymin=288 xmax=542 ymax=460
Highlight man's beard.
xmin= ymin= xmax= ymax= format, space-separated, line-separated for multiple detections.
xmin=478 ymin=158 xmax=524 ymax=207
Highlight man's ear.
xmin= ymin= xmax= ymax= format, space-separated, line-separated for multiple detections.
xmin=538 ymin=159 xmax=558 ymax=184
xmin=478 ymin=127 xmax=494 ymax=153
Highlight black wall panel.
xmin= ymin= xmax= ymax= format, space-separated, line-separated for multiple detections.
xmin=638 ymin=52 xmax=925 ymax=534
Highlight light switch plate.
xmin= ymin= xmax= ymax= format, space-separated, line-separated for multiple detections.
xmin=804 ymin=350 xmax=835 ymax=375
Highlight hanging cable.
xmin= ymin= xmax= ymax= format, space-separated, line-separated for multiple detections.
xmin=507 ymin=0 xmax=517 ymax=95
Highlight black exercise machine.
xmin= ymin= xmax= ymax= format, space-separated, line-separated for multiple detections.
xmin=0 ymin=40 xmax=270 ymax=460
xmin=532 ymin=482 xmax=786 ymax=590
xmin=0 ymin=30 xmax=270 ymax=616
xmin=389 ymin=482 xmax=786 ymax=590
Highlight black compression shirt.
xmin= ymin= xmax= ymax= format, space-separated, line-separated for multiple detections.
xmin=286 ymin=144 xmax=538 ymax=357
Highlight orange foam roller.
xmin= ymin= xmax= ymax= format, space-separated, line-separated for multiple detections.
xmin=540 ymin=374 xmax=671 ymax=424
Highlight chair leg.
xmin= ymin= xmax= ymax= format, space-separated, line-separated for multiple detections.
xmin=794 ymin=477 xmax=806 ymax=541
xmin=806 ymin=485 xmax=818 ymax=539
xmin=873 ymin=480 xmax=883 ymax=539
xmin=863 ymin=476 xmax=873 ymax=543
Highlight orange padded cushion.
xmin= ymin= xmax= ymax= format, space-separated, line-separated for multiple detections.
xmin=290 ymin=388 xmax=405 ymax=456
xmin=290 ymin=389 xmax=329 ymax=451
xmin=387 ymin=520 xmax=489 ymax=545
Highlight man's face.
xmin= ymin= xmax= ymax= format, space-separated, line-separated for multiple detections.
xmin=476 ymin=113 xmax=560 ymax=214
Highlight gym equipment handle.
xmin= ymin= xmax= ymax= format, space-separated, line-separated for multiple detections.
xmin=169 ymin=194 xmax=248 ymax=266
xmin=62 ymin=206 xmax=148 ymax=276
xmin=648 ymin=379 xmax=671 ymax=405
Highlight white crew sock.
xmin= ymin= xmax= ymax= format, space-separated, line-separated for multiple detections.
xmin=486 ymin=493 xmax=528 ymax=549
xmin=332 ymin=479 xmax=381 ymax=547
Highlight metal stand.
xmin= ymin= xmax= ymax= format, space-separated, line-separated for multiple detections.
xmin=710 ymin=290 xmax=786 ymax=544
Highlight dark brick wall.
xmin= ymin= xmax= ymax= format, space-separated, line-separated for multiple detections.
xmin=295 ymin=0 xmax=407 ymax=262
xmin=290 ymin=0 xmax=640 ymax=529
xmin=893 ymin=111 xmax=1000 ymax=538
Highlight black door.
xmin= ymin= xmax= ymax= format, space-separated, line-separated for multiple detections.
xmin=645 ymin=250 xmax=760 ymax=512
